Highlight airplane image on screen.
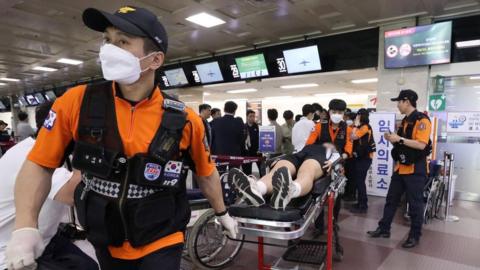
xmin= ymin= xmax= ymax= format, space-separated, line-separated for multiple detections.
xmin=299 ymin=59 xmax=310 ymax=66
xmin=207 ymin=70 xmax=215 ymax=77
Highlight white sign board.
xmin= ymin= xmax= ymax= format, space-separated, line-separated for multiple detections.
xmin=446 ymin=112 xmax=480 ymax=134
xmin=366 ymin=113 xmax=396 ymax=197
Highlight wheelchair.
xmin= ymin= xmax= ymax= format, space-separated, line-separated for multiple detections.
xmin=423 ymin=161 xmax=444 ymax=223
xmin=182 ymin=156 xmax=260 ymax=269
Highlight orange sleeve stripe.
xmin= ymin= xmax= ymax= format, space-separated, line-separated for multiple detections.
xmin=306 ymin=123 xmax=321 ymax=145
xmin=108 ymin=232 xmax=184 ymax=260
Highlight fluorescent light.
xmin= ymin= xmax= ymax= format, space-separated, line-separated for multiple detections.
xmin=0 ymin=78 xmax=20 ymax=82
xmin=226 ymin=88 xmax=258 ymax=94
xmin=265 ymin=96 xmax=292 ymax=100
xmin=56 ymin=58 xmax=83 ymax=65
xmin=186 ymin=12 xmax=225 ymax=28
xmin=33 ymin=66 xmax=58 ymax=72
xmin=456 ymin=40 xmax=480 ymax=48
xmin=351 ymin=78 xmax=378 ymax=84
xmin=474 ymin=86 xmax=480 ymax=89
xmin=280 ymin=83 xmax=319 ymax=89
xmin=314 ymin=92 xmax=348 ymax=97
xmin=203 ymin=92 xmax=211 ymax=96
xmin=470 ymin=76 xmax=480 ymax=80
xmin=0 ymin=82 xmax=6 ymax=86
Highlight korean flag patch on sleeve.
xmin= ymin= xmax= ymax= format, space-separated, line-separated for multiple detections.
xmin=43 ymin=110 xmax=57 ymax=130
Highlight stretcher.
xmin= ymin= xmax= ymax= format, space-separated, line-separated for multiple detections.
xmin=227 ymin=158 xmax=347 ymax=270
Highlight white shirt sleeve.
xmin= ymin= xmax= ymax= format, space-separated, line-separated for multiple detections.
xmin=47 ymin=168 xmax=73 ymax=200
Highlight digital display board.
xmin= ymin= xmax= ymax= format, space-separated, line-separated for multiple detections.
xmin=164 ymin=68 xmax=189 ymax=87
xmin=235 ymin=54 xmax=269 ymax=79
xmin=34 ymin=93 xmax=46 ymax=104
xmin=18 ymin=96 xmax=27 ymax=106
xmin=25 ymin=95 xmax=38 ymax=106
xmin=384 ymin=21 xmax=452 ymax=68
xmin=44 ymin=91 xmax=56 ymax=101
xmin=195 ymin=61 xmax=224 ymax=83
xmin=0 ymin=101 xmax=6 ymax=110
xmin=283 ymin=45 xmax=322 ymax=74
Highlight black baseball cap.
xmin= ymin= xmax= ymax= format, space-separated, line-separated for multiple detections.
xmin=391 ymin=89 xmax=418 ymax=102
xmin=328 ymin=99 xmax=347 ymax=111
xmin=0 ymin=120 xmax=7 ymax=126
xmin=82 ymin=6 xmax=168 ymax=53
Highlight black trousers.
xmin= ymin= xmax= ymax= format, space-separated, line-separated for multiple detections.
xmin=95 ymin=244 xmax=183 ymax=270
xmin=353 ymin=158 xmax=372 ymax=208
xmin=378 ymin=173 xmax=426 ymax=239
xmin=343 ymin=159 xmax=356 ymax=198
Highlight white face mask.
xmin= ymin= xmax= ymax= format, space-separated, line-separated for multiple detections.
xmin=330 ymin=113 xmax=344 ymax=124
xmin=99 ymin=44 xmax=154 ymax=85
xmin=346 ymin=120 xmax=353 ymax=126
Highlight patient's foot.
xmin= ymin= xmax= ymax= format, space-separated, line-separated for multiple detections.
xmin=229 ymin=168 xmax=265 ymax=206
xmin=270 ymin=167 xmax=294 ymax=210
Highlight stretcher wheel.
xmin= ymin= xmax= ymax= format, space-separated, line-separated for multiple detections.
xmin=187 ymin=209 xmax=244 ymax=269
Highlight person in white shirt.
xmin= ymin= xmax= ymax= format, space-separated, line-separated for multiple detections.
xmin=292 ymin=104 xmax=316 ymax=152
xmin=15 ymin=111 xmax=35 ymax=142
xmin=2 ymin=102 xmax=97 ymax=270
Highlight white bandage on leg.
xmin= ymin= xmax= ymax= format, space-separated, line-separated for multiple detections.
xmin=291 ymin=181 xmax=302 ymax=198
xmin=255 ymin=181 xmax=268 ymax=195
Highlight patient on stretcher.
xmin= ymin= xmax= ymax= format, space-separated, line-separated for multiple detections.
xmin=228 ymin=143 xmax=340 ymax=210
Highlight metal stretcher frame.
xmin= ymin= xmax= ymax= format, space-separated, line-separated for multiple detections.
xmin=227 ymin=157 xmax=346 ymax=270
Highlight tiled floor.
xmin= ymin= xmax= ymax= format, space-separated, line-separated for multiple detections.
xmin=182 ymin=196 xmax=480 ymax=270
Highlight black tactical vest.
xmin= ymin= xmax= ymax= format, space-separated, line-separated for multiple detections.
xmin=353 ymin=124 xmax=376 ymax=159
xmin=316 ymin=121 xmax=347 ymax=154
xmin=391 ymin=110 xmax=432 ymax=165
xmin=72 ymin=82 xmax=191 ymax=247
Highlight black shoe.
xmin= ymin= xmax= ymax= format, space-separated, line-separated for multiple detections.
xmin=367 ymin=228 xmax=390 ymax=238
xmin=401 ymin=237 xmax=419 ymax=248
xmin=350 ymin=207 xmax=367 ymax=214
xmin=228 ymin=168 xmax=265 ymax=206
xmin=270 ymin=167 xmax=294 ymax=210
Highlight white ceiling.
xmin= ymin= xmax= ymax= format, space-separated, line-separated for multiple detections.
xmin=0 ymin=0 xmax=479 ymax=95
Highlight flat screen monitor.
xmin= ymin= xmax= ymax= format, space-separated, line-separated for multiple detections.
xmin=164 ymin=68 xmax=189 ymax=87
xmin=235 ymin=54 xmax=269 ymax=79
xmin=18 ymin=96 xmax=27 ymax=106
xmin=44 ymin=90 xmax=56 ymax=101
xmin=283 ymin=45 xmax=322 ymax=74
xmin=195 ymin=61 xmax=224 ymax=83
xmin=0 ymin=101 xmax=6 ymax=110
xmin=34 ymin=93 xmax=46 ymax=104
xmin=25 ymin=95 xmax=38 ymax=106
xmin=384 ymin=21 xmax=452 ymax=68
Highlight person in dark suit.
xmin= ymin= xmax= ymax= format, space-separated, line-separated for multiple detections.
xmin=243 ymin=110 xmax=261 ymax=175
xmin=211 ymin=101 xmax=245 ymax=157
xmin=199 ymin=103 xmax=212 ymax=147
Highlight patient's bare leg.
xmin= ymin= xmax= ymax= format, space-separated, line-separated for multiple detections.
xmin=258 ymin=160 xmax=297 ymax=194
xmin=294 ymin=159 xmax=324 ymax=197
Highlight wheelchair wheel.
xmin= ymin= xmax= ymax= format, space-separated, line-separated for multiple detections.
xmin=187 ymin=209 xmax=244 ymax=269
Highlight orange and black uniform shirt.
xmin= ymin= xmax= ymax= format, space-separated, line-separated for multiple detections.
xmin=353 ymin=125 xmax=375 ymax=159
xmin=305 ymin=121 xmax=353 ymax=157
xmin=395 ymin=115 xmax=431 ymax=175
xmin=28 ymin=82 xmax=215 ymax=260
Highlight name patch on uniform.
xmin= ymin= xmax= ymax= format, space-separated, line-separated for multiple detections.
xmin=144 ymin=163 xmax=162 ymax=181
xmin=163 ymin=99 xmax=185 ymax=112
xmin=43 ymin=110 xmax=57 ymax=130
